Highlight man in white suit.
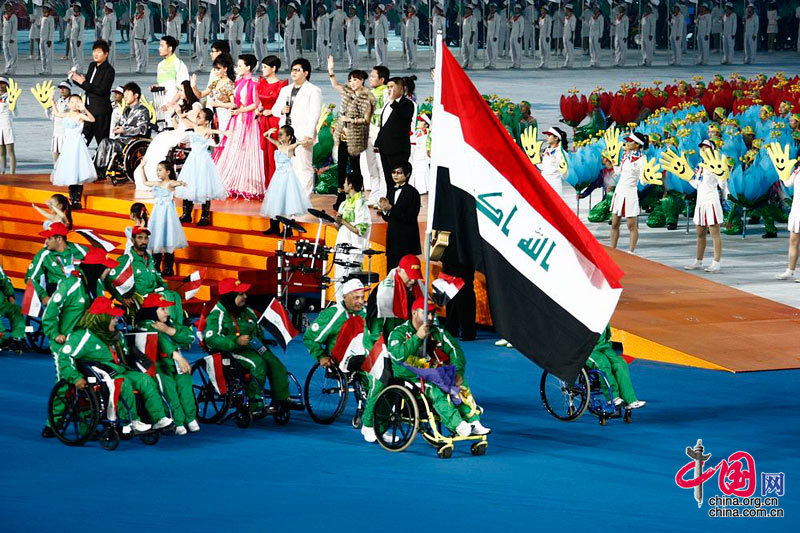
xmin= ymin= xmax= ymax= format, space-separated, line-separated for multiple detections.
xmin=272 ymin=58 xmax=322 ymax=197
xmin=195 ymin=4 xmax=211 ymax=70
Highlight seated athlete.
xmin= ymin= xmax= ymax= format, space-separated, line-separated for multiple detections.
xmin=203 ymin=278 xmax=293 ymax=412
xmin=387 ymin=297 xmax=490 ymax=437
xmin=585 ymin=324 xmax=645 ymax=410
xmin=56 ymin=297 xmax=174 ymax=435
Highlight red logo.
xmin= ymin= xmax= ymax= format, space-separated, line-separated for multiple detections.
xmin=675 ymin=440 xmax=756 ymax=508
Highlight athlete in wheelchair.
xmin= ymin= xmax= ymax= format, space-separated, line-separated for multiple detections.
xmin=48 ymin=297 xmax=174 ymax=449
xmin=93 ymin=82 xmax=152 ymax=185
xmin=374 ymin=298 xmax=490 ymax=458
xmin=192 ymin=278 xmax=303 ymax=428
xmin=540 ymin=324 xmax=646 ymax=425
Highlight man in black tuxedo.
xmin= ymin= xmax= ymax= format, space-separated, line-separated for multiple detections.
xmin=374 ymin=76 xmax=414 ymax=203
xmin=378 ymin=161 xmax=421 ymax=271
xmin=68 ymin=39 xmax=115 ymax=150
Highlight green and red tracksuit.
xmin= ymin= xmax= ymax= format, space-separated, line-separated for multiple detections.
xmin=303 ymin=302 xmax=382 ymax=427
xmin=139 ymin=319 xmax=197 ymax=427
xmin=387 ymin=320 xmax=481 ymax=433
xmin=25 ymin=243 xmax=88 ymax=302
xmin=111 ymin=251 xmax=184 ymax=323
xmin=584 ymin=326 xmax=638 ymax=404
xmin=203 ymin=302 xmax=289 ymax=408
xmin=0 ymin=265 xmax=24 ymax=343
xmin=56 ymin=328 xmax=167 ymax=423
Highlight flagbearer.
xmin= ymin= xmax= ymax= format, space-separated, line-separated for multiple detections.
xmin=365 ymin=254 xmax=423 ymax=349
xmin=203 ymin=278 xmax=291 ymax=413
xmin=304 ymin=279 xmax=383 ymax=442
xmin=135 ymin=292 xmax=199 ymax=435
xmin=585 ymin=325 xmax=645 ymax=410
xmin=0 ymin=263 xmax=26 ymax=352
xmin=387 ymin=298 xmax=490 ymax=437
xmin=25 ymin=222 xmax=88 ymax=306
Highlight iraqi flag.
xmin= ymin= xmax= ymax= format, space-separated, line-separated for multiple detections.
xmin=125 ymin=332 xmax=159 ymax=378
xmin=74 ymin=229 xmax=117 ymax=253
xmin=361 ymin=335 xmax=391 ymax=386
xmin=428 ymin=39 xmax=624 ymax=382
xmin=258 ymin=298 xmax=299 ymax=350
xmin=21 ymin=280 xmax=42 ymax=317
xmin=330 ymin=315 xmax=366 ymax=372
xmin=92 ymin=367 xmax=125 ymax=422
xmin=110 ymin=257 xmax=135 ymax=296
xmin=203 ymin=353 xmax=228 ymax=395
xmin=181 ymin=269 xmax=205 ymax=301
xmin=431 ymin=273 xmax=465 ymax=306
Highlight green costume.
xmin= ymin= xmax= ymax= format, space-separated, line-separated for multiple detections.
xmin=112 ymin=250 xmax=184 ymax=323
xmin=387 ymin=320 xmax=481 ymax=433
xmin=139 ymin=319 xmax=196 ymax=427
xmin=203 ymin=302 xmax=289 ymax=408
xmin=584 ymin=326 xmax=639 ymax=404
xmin=56 ymin=327 xmax=166 ymax=422
xmin=42 ymin=273 xmax=105 ymax=352
xmin=0 ymin=265 xmax=24 ymax=344
xmin=25 ymin=242 xmax=88 ymax=301
xmin=646 ymin=191 xmax=686 ymax=228
xmin=588 ymin=193 xmax=613 ymax=223
xmin=303 ymin=301 xmax=383 ymax=427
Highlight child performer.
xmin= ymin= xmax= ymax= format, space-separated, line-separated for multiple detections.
xmin=0 ymin=76 xmax=16 ymax=173
xmin=32 ymin=193 xmax=73 ymax=230
xmin=684 ymin=140 xmax=725 ymax=273
xmin=48 ymin=81 xmax=71 ymax=162
xmin=260 ymin=126 xmax=313 ymax=237
xmin=50 ymin=94 xmax=97 ymax=210
xmin=124 ymin=202 xmax=149 ymax=253
xmin=141 ymin=161 xmax=188 ymax=276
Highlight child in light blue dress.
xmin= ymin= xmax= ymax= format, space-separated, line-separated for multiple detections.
xmin=260 ymin=125 xmax=313 ymax=237
xmin=50 ymin=94 xmax=97 ymax=210
xmin=142 ymin=161 xmax=189 ymax=276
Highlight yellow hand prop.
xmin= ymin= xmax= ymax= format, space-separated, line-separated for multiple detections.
xmin=642 ymin=157 xmax=663 ymax=186
xmin=558 ymin=153 xmax=568 ymax=176
xmin=7 ymin=78 xmax=22 ymax=112
xmin=30 ymin=80 xmax=55 ymax=111
xmin=699 ymin=148 xmax=731 ymax=182
xmin=659 ymin=148 xmax=694 ymax=182
xmin=140 ymin=95 xmax=157 ymax=124
xmin=520 ymin=126 xmax=542 ymax=165
xmin=766 ymin=142 xmax=797 ymax=185
xmin=315 ymin=104 xmax=330 ymax=134
xmin=602 ymin=126 xmax=623 ymax=165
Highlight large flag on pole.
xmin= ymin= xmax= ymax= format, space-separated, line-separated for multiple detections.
xmin=428 ymin=38 xmax=624 ymax=382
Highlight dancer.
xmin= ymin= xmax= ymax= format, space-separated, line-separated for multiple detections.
xmin=32 ymin=193 xmax=72 ymax=230
xmin=101 ymin=2 xmax=116 ymax=66
xmin=214 ymin=54 xmax=266 ymax=199
xmin=283 ymin=2 xmax=301 ymax=65
xmin=39 ymin=3 xmax=54 ymax=75
xmin=226 ymin=4 xmax=244 ymax=60
xmin=252 ymin=4 xmax=269 ymax=64
xmin=257 ymin=55 xmax=288 ymax=190
xmin=50 ymin=94 xmax=97 ymax=210
xmin=2 ymin=1 xmax=18 ymax=75
xmin=609 ymin=133 xmax=649 ymax=254
xmin=537 ymin=127 xmax=568 ymax=193
xmin=195 ymin=4 xmax=211 ymax=71
xmin=260 ymin=126 xmax=313 ymax=236
xmin=373 ymin=4 xmax=388 ymax=66
xmin=0 ymin=76 xmax=15 ymax=173
xmin=766 ymin=143 xmax=800 ymax=280
xmin=537 ymin=4 xmax=552 ymax=69
xmin=141 ymin=160 xmax=188 ymax=276
xmin=67 ymin=2 xmax=83 ymax=71
xmin=175 ymin=108 xmax=228 ymax=227
xmin=124 ymin=202 xmax=149 ymax=253
xmin=132 ymin=1 xmax=149 ymax=73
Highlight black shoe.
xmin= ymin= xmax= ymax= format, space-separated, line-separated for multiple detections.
xmin=162 ymin=253 xmax=175 ymax=277
xmin=179 ymin=200 xmax=194 ymax=224
xmin=41 ymin=426 xmax=56 ymax=438
xmin=762 ymin=232 xmax=778 ymax=239
xmin=667 ymin=223 xmax=678 ymax=230
xmin=196 ymin=202 xmax=211 ymax=226
xmin=262 ymin=218 xmax=281 ymax=235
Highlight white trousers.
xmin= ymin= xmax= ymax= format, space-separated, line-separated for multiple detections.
xmin=292 ymin=143 xmax=315 ymax=197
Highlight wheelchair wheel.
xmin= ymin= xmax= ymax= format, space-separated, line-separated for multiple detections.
xmin=99 ymin=427 xmax=120 ymax=451
xmin=48 ymin=380 xmax=100 ymax=447
xmin=437 ymin=443 xmax=453 ymax=459
xmin=123 ymin=138 xmax=150 ymax=181
xmin=140 ymin=431 xmax=160 ymax=445
xmin=235 ymin=407 xmax=252 ymax=429
xmin=191 ymin=360 xmax=230 ymax=424
xmin=373 ymin=384 xmax=419 ymax=453
xmin=303 ymin=363 xmax=348 ymax=424
xmin=25 ymin=315 xmax=49 ymax=354
xmin=273 ymin=407 xmax=290 ymax=425
xmin=540 ymin=368 xmax=590 ymax=422
xmin=471 ymin=441 xmax=488 ymax=456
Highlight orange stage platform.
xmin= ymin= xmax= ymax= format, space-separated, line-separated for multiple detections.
xmin=2 ymin=174 xmax=799 ymax=373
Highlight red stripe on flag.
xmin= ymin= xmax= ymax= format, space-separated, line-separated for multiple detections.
xmin=21 ymin=280 xmax=42 ymax=317
xmin=438 ymin=44 xmax=623 ymax=288
xmin=269 ymin=299 xmax=298 ymax=339
xmin=111 ymin=377 xmax=124 ymax=420
xmin=330 ymin=315 xmax=365 ymax=363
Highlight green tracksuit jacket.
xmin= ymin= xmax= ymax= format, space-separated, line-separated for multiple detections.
xmin=25 ymin=243 xmax=88 ymax=301
xmin=0 ymin=265 xmax=24 ymax=342
xmin=111 ymin=250 xmax=184 ymax=323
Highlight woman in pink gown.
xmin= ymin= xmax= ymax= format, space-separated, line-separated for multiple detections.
xmin=213 ymin=54 xmax=266 ymax=199
xmin=257 ymin=55 xmax=289 ymax=190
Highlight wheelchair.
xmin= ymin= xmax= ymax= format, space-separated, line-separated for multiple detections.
xmin=47 ymin=362 xmax=172 ymax=451
xmin=103 ymin=136 xmax=152 ymax=185
xmin=372 ymin=378 xmax=488 ymax=459
xmin=540 ymin=368 xmax=633 ymax=426
xmin=303 ymin=359 xmax=367 ymax=428
xmin=166 ymin=141 xmax=191 ymax=175
xmin=191 ymin=352 xmax=304 ymax=428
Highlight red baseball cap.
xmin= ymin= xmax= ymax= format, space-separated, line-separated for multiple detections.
xmin=82 ymin=248 xmax=118 ymax=268
xmin=411 ymin=297 xmax=437 ymax=314
xmin=141 ymin=293 xmax=175 ymax=309
xmin=39 ymin=222 xmax=69 ymax=238
xmin=218 ymin=277 xmax=252 ymax=295
xmin=398 ymin=255 xmax=423 ymax=281
xmin=87 ymin=296 xmax=125 ymax=317
xmin=131 ymin=226 xmax=151 ymax=236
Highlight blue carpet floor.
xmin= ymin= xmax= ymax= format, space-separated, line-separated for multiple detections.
xmin=0 ymin=330 xmax=797 ymax=532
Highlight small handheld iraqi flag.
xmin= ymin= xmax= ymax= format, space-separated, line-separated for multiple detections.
xmin=110 ymin=257 xmax=135 ymax=296
xmin=258 ymin=298 xmax=299 ymax=350
xmin=431 ymin=272 xmax=465 ymax=306
xmin=125 ymin=331 xmax=159 ymax=378
xmin=330 ymin=315 xmax=366 ymax=372
xmin=428 ymin=37 xmax=624 ymax=383
xmin=74 ymin=229 xmax=117 ymax=253
xmin=361 ymin=335 xmax=391 ymax=386
xmin=181 ymin=269 xmax=205 ymax=301
xmin=21 ymin=280 xmax=42 ymax=317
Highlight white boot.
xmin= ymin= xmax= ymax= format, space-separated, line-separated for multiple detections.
xmin=627 ymin=400 xmax=646 ymax=409
xmin=684 ymin=259 xmax=702 ymax=270
xmin=174 ymin=425 xmax=187 ymax=436
xmin=122 ymin=424 xmax=133 ymax=435
xmin=152 ymin=417 xmax=174 ymax=430
xmin=187 ymin=420 xmax=200 ymax=432
xmin=130 ymin=420 xmax=151 ymax=433
xmin=361 ymin=425 xmax=377 ymax=443
xmin=614 ymin=397 xmax=625 ymax=407
xmin=705 ymin=260 xmax=721 ymax=273
xmin=456 ymin=421 xmax=472 ymax=437
xmin=470 ymin=421 xmax=491 ymax=435
xmin=776 ymin=269 xmax=795 ymax=280
xmin=494 ymin=338 xmax=508 ymax=347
